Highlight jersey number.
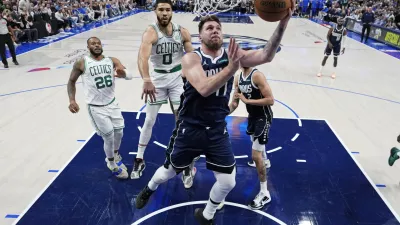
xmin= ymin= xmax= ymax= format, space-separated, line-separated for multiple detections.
xmin=95 ymin=75 xmax=113 ymax=89
xmin=216 ymin=83 xmax=228 ymax=96
xmin=163 ymin=54 xmax=172 ymax=65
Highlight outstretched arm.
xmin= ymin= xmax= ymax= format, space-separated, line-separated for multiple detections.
xmin=237 ymin=71 xmax=274 ymax=106
xmin=239 ymin=0 xmax=294 ymax=67
xmin=182 ymin=38 xmax=242 ymax=97
xmin=67 ymin=59 xmax=84 ymax=113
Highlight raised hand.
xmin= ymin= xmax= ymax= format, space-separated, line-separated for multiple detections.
xmin=227 ymin=37 xmax=243 ymax=73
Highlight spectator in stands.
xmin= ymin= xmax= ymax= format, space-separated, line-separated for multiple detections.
xmin=395 ymin=11 xmax=400 ymax=30
xmin=360 ymin=7 xmax=374 ymax=43
xmin=20 ymin=12 xmax=38 ymax=42
xmin=0 ymin=8 xmax=18 ymax=68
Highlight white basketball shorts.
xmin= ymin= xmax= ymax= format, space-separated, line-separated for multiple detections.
xmin=87 ymin=99 xmax=124 ymax=136
xmin=149 ymin=70 xmax=184 ymax=106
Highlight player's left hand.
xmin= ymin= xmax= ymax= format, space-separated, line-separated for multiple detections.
xmin=235 ymin=93 xmax=247 ymax=103
xmin=281 ymin=0 xmax=295 ymax=23
xmin=114 ymin=67 xmax=126 ymax=78
xmin=341 ymin=48 xmax=345 ymax=55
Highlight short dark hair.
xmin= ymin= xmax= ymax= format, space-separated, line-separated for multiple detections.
xmin=87 ymin=37 xmax=100 ymax=45
xmin=155 ymin=0 xmax=173 ymax=9
xmin=198 ymin=15 xmax=221 ymax=33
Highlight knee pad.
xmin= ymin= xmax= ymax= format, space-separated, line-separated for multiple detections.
xmin=102 ymin=131 xmax=115 ymax=158
xmin=252 ymin=138 xmax=265 ymax=152
xmin=214 ymin=167 xmax=236 ymax=192
xmin=143 ymin=104 xmax=161 ymax=128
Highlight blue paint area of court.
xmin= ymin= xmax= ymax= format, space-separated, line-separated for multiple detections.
xmin=14 ymin=112 xmax=398 ymax=225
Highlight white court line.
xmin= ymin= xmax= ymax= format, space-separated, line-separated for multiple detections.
xmin=291 ymin=133 xmax=300 ymax=141
xmin=296 ymin=159 xmax=306 ymax=163
xmin=131 ymin=200 xmax=287 ymax=225
xmin=11 ymin=132 xmax=96 ymax=225
xmin=136 ymin=110 xmax=142 ymax=120
xmin=297 ymin=118 xmax=302 ymax=127
xmin=324 ymin=120 xmax=400 ymax=222
xmin=154 ymin=141 xmax=167 ymax=149
xmin=267 ymin=146 xmax=282 ymax=154
xmin=200 ymin=155 xmax=248 ymax=159
xmin=129 ymin=152 xmax=137 ymax=155
xmin=137 ymin=126 xmax=142 ymax=132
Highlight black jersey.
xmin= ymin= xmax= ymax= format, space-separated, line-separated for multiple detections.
xmin=329 ymin=25 xmax=346 ymax=46
xmin=238 ymin=68 xmax=273 ymax=123
xmin=178 ymin=47 xmax=233 ymax=127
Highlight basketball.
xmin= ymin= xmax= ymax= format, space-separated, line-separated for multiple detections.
xmin=254 ymin=0 xmax=291 ymax=22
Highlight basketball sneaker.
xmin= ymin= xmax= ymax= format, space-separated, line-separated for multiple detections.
xmin=247 ymin=159 xmax=271 ymax=169
xmin=331 ymin=73 xmax=336 ymax=79
xmin=217 ymin=200 xmax=225 ymax=211
xmin=105 ymin=159 xmax=128 ymax=179
xmin=317 ymin=72 xmax=322 ymax=77
xmin=194 ymin=208 xmax=214 ymax=225
xmin=135 ymin=186 xmax=154 ymax=209
xmin=114 ymin=153 xmax=127 ymax=171
xmin=131 ymin=158 xmax=146 ymax=179
xmin=388 ymin=147 xmax=400 ymax=166
xmin=182 ymin=166 xmax=197 ymax=189
xmin=248 ymin=191 xmax=271 ymax=210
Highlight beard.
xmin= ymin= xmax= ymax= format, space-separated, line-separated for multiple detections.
xmin=203 ymin=38 xmax=223 ymax=51
xmin=90 ymin=48 xmax=103 ymax=57
xmin=157 ymin=15 xmax=171 ymax=27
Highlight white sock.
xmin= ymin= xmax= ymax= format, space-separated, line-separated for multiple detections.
xmin=103 ymin=132 xmax=115 ymax=159
xmin=319 ymin=65 xmax=324 ymax=73
xmin=203 ymin=168 xmax=236 ymax=220
xmin=260 ymin=181 xmax=268 ymax=194
xmin=108 ymin=159 xmax=118 ymax=168
xmin=148 ymin=165 xmax=176 ymax=191
xmin=136 ymin=145 xmax=146 ymax=159
xmin=137 ymin=104 xmax=161 ymax=160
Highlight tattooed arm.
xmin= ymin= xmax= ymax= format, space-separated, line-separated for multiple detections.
xmin=239 ymin=0 xmax=294 ymax=67
xmin=67 ymin=59 xmax=84 ymax=113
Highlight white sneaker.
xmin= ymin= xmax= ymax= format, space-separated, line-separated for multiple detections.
xmin=105 ymin=159 xmax=128 ymax=179
xmin=182 ymin=167 xmax=197 ymax=189
xmin=248 ymin=191 xmax=271 ymax=210
xmin=114 ymin=153 xmax=127 ymax=171
xmin=247 ymin=159 xmax=271 ymax=169
xmin=130 ymin=158 xmax=146 ymax=179
xmin=331 ymin=73 xmax=336 ymax=79
xmin=317 ymin=72 xmax=322 ymax=77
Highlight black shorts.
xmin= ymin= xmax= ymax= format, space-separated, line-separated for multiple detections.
xmin=246 ymin=117 xmax=271 ymax=145
xmin=325 ymin=44 xmax=341 ymax=56
xmin=164 ymin=121 xmax=236 ymax=174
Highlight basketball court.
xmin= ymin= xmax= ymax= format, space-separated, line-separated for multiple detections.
xmin=1 ymin=9 xmax=400 ymax=225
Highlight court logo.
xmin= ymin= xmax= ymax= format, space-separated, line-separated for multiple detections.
xmin=191 ymin=34 xmax=282 ymax=52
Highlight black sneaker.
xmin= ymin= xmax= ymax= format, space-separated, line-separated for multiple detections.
xmin=194 ymin=208 xmax=214 ymax=225
xmin=135 ymin=186 xmax=154 ymax=209
xmin=13 ymin=60 xmax=19 ymax=65
xmin=4 ymin=64 xmax=8 ymax=68
xmin=130 ymin=158 xmax=146 ymax=179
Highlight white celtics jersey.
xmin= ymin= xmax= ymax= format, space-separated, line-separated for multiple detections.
xmin=150 ymin=22 xmax=184 ymax=71
xmin=81 ymin=55 xmax=115 ymax=106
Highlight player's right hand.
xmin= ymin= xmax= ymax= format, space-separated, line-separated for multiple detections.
xmin=69 ymin=101 xmax=80 ymax=113
xmin=227 ymin=38 xmax=242 ymax=73
xmin=142 ymin=80 xmax=156 ymax=103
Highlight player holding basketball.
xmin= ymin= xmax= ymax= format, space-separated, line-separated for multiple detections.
xmin=135 ymin=1 xmax=294 ymax=223
xmin=131 ymin=0 xmax=196 ymax=188
xmin=67 ymin=37 xmax=132 ymax=179
xmin=317 ymin=17 xmax=347 ymax=79
xmin=229 ymin=65 xmax=274 ymax=210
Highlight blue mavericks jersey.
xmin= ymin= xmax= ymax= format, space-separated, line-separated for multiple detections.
xmin=178 ymin=47 xmax=232 ymax=127
xmin=329 ymin=25 xmax=346 ymax=46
